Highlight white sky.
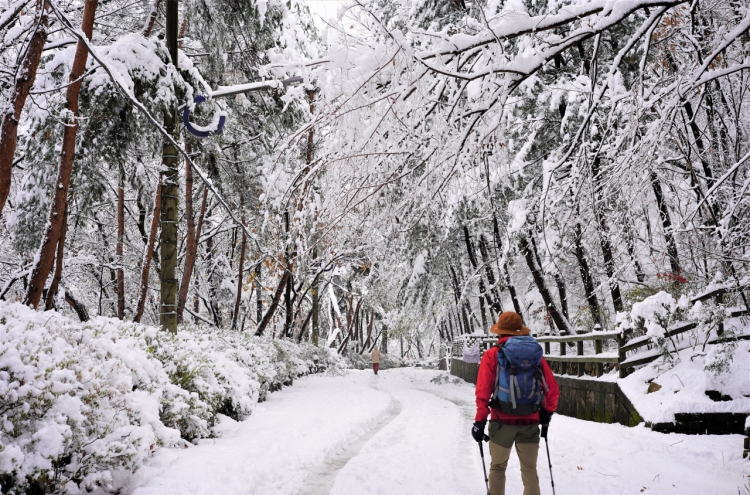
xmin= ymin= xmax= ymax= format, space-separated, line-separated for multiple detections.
xmin=302 ymin=0 xmax=348 ymax=30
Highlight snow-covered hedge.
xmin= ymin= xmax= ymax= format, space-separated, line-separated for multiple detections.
xmin=344 ymin=351 xmax=405 ymax=370
xmin=0 ymin=302 xmax=340 ymax=495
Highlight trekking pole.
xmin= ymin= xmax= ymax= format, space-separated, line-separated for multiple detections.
xmin=477 ymin=434 xmax=490 ymax=495
xmin=542 ymin=426 xmax=556 ymax=495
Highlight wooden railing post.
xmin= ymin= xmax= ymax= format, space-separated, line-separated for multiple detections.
xmin=594 ymin=338 xmax=603 ymax=377
xmin=560 ymin=341 xmax=567 ymax=375
xmin=617 ymin=332 xmax=627 ymax=379
xmin=577 ymin=340 xmax=584 ymax=376
xmin=545 ymin=341 xmax=550 ymax=354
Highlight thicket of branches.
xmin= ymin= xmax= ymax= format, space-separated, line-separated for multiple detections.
xmin=1 ymin=0 xmax=749 ymax=360
xmin=292 ymin=0 xmax=750 ymax=349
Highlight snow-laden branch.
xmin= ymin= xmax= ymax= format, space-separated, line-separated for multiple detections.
xmin=47 ymin=0 xmax=262 ymax=248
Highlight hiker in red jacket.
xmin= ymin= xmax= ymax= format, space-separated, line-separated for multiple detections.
xmin=472 ymin=312 xmax=559 ymax=495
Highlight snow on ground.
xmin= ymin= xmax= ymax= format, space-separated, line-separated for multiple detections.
xmin=620 ymin=340 xmax=750 ymax=424
xmin=124 ymin=369 xmax=748 ymax=495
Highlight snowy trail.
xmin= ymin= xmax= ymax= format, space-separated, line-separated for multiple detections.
xmin=124 ymin=369 xmax=747 ymax=495
xmin=301 ymin=391 xmax=404 ymax=495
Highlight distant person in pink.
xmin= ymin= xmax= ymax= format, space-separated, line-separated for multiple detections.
xmin=371 ymin=345 xmax=380 ymax=374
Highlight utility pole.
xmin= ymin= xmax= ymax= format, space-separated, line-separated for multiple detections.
xmin=160 ymin=0 xmax=179 ymax=333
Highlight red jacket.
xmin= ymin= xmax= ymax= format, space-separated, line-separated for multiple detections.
xmin=474 ymin=336 xmax=559 ymax=424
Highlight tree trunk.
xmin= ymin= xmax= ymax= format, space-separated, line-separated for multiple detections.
xmin=492 ymin=216 xmax=522 ymax=317
xmin=519 ymin=234 xmax=570 ymax=334
xmin=364 ymin=308 xmax=374 ymax=350
xmin=554 ymin=273 xmax=568 ymax=320
xmin=24 ymin=0 xmax=99 ymax=308
xmin=283 ymin=211 xmax=294 ymax=338
xmin=574 ymin=221 xmax=603 ymax=327
xmin=463 ymin=225 xmax=488 ymax=329
xmin=311 ymin=248 xmax=319 ymax=346
xmin=448 ymin=265 xmax=464 ymax=335
xmin=296 ymin=310 xmax=313 ymax=343
xmin=623 ymin=217 xmax=645 ymax=283
xmin=116 ymin=162 xmax=125 ymax=319
xmin=0 ymin=0 xmax=49 ymax=217
xmin=591 ymin=157 xmax=624 ymax=313
xmin=231 ymin=219 xmax=247 ymax=330
xmin=142 ymin=0 xmax=162 ymax=37
xmin=160 ymin=0 xmax=179 ymax=333
xmin=478 ymin=234 xmax=503 ymax=314
xmin=255 ymin=269 xmax=290 ymax=337
xmin=65 ymin=289 xmax=89 ymax=322
xmin=650 ymin=171 xmax=681 ymax=275
xmin=177 ymin=163 xmax=208 ymax=322
xmin=45 ymin=205 xmax=68 ymax=311
xmin=134 ymin=181 xmax=161 ymax=323
xmin=255 ymin=262 xmax=262 ymax=324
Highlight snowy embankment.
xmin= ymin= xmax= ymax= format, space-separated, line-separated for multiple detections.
xmin=0 ymin=302 xmax=339 ymax=495
xmin=125 ymin=369 xmax=747 ymax=495
xmin=619 ymin=340 xmax=750 ymax=424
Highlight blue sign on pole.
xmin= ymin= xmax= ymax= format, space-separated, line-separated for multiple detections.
xmin=183 ymin=95 xmax=226 ymax=138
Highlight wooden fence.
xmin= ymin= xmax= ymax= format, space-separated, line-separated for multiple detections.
xmin=539 ymin=284 xmax=750 ymax=378
xmin=447 ymin=285 xmax=749 ymax=380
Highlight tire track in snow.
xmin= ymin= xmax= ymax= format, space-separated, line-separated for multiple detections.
xmin=299 ymin=379 xmax=403 ymax=495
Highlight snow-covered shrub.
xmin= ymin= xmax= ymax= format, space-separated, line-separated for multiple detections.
xmin=0 ymin=302 xmax=339 ymax=494
xmin=343 ymin=352 xmax=405 ymax=370
xmin=0 ymin=303 xmax=183 ymax=495
xmin=619 ymin=291 xmax=689 ymax=365
xmin=619 ymin=289 xmax=746 ymax=374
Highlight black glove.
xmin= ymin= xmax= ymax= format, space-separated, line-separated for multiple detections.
xmin=539 ymin=408 xmax=553 ymax=426
xmin=471 ymin=421 xmax=486 ymax=443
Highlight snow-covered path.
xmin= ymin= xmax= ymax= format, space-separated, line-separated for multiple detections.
xmin=124 ymin=369 xmax=747 ymax=495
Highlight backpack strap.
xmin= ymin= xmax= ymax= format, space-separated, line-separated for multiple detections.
xmin=491 ymin=344 xmax=506 ymax=405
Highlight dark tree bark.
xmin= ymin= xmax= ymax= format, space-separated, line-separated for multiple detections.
xmin=65 ymin=290 xmax=89 ymax=322
xmin=255 ymin=262 xmax=263 ymax=324
xmin=296 ymin=310 xmax=313 ymax=343
xmin=650 ymin=171 xmax=681 ymax=276
xmin=623 ymin=217 xmax=645 ymax=283
xmin=230 ymin=145 xmax=247 ymax=331
xmin=256 ymin=270 xmax=290 ymax=337
xmin=519 ymin=234 xmax=570 ymax=334
xmin=574 ymin=221 xmax=603 ymax=327
xmin=554 ymin=273 xmax=568 ymax=320
xmin=159 ymin=0 xmax=180 ymax=333
xmin=493 ymin=216 xmax=523 ymax=317
xmin=478 ymin=235 xmax=503 ymax=314
xmin=116 ymin=162 xmax=125 ymax=319
xmin=0 ymin=0 xmax=49 ymax=217
xmin=283 ymin=211 xmax=294 ymax=338
xmin=311 ymin=249 xmax=319 ymax=346
xmin=448 ymin=264 xmax=465 ymax=333
xmin=447 ymin=313 xmax=455 ymax=340
xmin=463 ymin=225 xmax=489 ymax=329
xmin=177 ymin=178 xmax=207 ymax=322
xmin=135 ymin=181 xmax=161 ymax=323
xmin=142 ymin=0 xmax=162 ymax=37
xmin=45 ymin=205 xmax=68 ymax=311
xmin=24 ymin=0 xmax=99 ymax=308
xmin=231 ymin=223 xmax=247 ymax=330
xmin=591 ymin=156 xmax=624 ymax=313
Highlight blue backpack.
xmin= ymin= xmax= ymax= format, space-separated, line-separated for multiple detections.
xmin=489 ymin=336 xmax=548 ymax=415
